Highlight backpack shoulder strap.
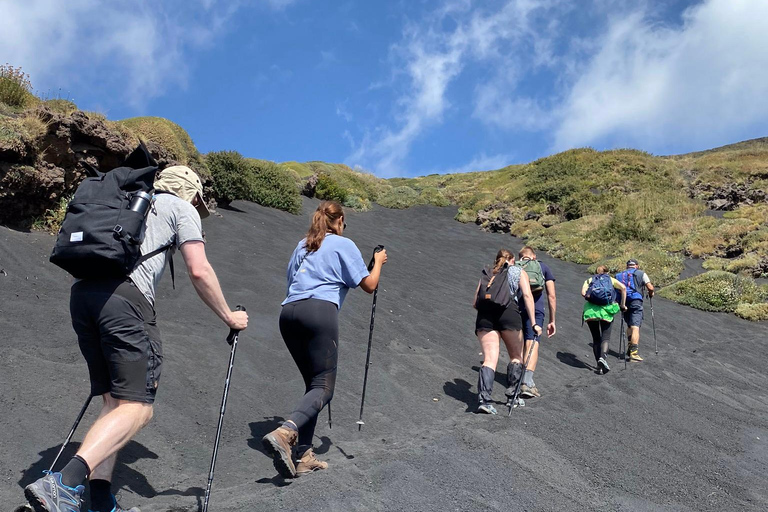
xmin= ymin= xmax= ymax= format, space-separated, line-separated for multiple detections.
xmin=137 ymin=241 xmax=176 ymax=288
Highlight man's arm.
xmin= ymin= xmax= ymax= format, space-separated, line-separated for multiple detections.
xmin=180 ymin=241 xmax=248 ymax=330
xmin=641 ymin=271 xmax=655 ymax=298
xmin=545 ymin=280 xmax=556 ymax=337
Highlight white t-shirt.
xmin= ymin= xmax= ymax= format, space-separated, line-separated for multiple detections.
xmin=129 ymin=193 xmax=204 ymax=304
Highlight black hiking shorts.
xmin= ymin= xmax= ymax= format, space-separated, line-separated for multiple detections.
xmin=70 ymin=279 xmax=162 ymax=404
xmin=475 ymin=303 xmax=522 ymax=334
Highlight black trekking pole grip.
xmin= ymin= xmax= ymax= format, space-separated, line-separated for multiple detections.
xmin=367 ymin=245 xmax=385 ymax=272
xmin=226 ymin=305 xmax=246 ymax=345
xmin=508 ymin=335 xmax=540 ymax=416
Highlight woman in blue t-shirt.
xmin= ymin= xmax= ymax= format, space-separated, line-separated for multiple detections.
xmin=262 ymin=201 xmax=387 ymax=478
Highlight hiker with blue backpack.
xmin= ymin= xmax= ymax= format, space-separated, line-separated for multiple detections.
xmin=472 ymin=249 xmax=541 ymax=415
xmin=24 ymin=146 xmax=249 ymax=512
xmin=615 ymin=259 xmax=655 ymax=362
xmin=582 ymin=265 xmax=627 ymax=374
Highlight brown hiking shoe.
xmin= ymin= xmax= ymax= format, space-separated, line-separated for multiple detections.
xmin=262 ymin=426 xmax=298 ymax=478
xmin=519 ymin=384 xmax=541 ymax=399
xmin=296 ymin=448 xmax=328 ymax=475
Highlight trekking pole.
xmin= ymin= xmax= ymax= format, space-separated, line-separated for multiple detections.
xmin=507 ymin=335 xmax=540 ymax=416
xmin=328 ymin=402 xmax=332 ymax=429
xmin=202 ymin=305 xmax=245 ymax=512
xmin=620 ymin=314 xmax=627 ymax=370
xmin=650 ymin=296 xmax=658 ymax=356
xmin=357 ymin=245 xmax=385 ymax=431
xmin=49 ymin=394 xmax=93 ymax=472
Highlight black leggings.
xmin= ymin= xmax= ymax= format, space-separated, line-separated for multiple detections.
xmin=280 ymin=298 xmax=339 ymax=448
xmin=587 ymin=320 xmax=613 ymax=362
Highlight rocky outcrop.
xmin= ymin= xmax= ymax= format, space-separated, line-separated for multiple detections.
xmin=302 ymin=173 xmax=319 ymax=197
xmin=475 ymin=203 xmax=517 ymax=233
xmin=0 ymin=107 xmax=199 ymax=228
xmin=692 ymin=181 xmax=767 ymax=211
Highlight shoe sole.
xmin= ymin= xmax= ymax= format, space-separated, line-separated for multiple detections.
xmin=24 ymin=487 xmax=52 ymax=512
xmin=261 ymin=434 xmax=297 ymax=478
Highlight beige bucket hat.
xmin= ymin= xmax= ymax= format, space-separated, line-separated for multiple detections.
xmin=154 ymin=165 xmax=210 ymax=219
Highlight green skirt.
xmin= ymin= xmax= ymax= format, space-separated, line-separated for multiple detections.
xmin=582 ymin=301 xmax=620 ymax=322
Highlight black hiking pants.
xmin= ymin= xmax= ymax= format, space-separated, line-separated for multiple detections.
xmin=587 ymin=320 xmax=613 ymax=362
xmin=280 ymin=298 xmax=338 ymax=448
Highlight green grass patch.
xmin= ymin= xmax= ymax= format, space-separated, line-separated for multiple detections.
xmin=0 ymin=65 xmax=36 ymax=108
xmin=32 ymin=195 xmax=71 ymax=233
xmin=658 ymin=271 xmax=767 ymax=313
xmin=377 ymin=186 xmax=423 ymax=209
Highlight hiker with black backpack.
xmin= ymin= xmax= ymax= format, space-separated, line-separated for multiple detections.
xmin=615 ymin=259 xmax=655 ymax=362
xmin=24 ymin=146 xmax=248 ymax=512
xmin=261 ymin=200 xmax=387 ymax=478
xmin=582 ymin=265 xmax=627 ymax=374
xmin=515 ymin=246 xmax=556 ymax=399
xmin=472 ymin=250 xmax=541 ymax=415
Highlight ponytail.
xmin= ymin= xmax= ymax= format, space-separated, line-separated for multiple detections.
xmin=492 ymin=249 xmax=513 ymax=274
xmin=305 ymin=200 xmax=344 ymax=252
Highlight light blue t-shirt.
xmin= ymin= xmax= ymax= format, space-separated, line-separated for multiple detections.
xmin=282 ymin=234 xmax=370 ymax=308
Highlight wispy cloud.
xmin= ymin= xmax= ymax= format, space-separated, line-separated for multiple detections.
xmin=348 ymin=0 xmax=768 ymax=176
xmin=553 ymin=0 xmax=768 ymax=152
xmin=0 ymin=0 xmax=284 ymax=108
xmin=346 ymin=0 xmax=562 ymax=176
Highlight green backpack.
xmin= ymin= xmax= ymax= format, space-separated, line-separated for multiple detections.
xmin=516 ymin=258 xmax=545 ymax=294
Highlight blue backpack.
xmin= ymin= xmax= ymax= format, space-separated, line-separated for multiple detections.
xmin=616 ymin=268 xmax=645 ymax=301
xmin=585 ymin=274 xmax=615 ymax=306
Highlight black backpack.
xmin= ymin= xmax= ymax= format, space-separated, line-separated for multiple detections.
xmin=50 ymin=143 xmax=160 ymax=279
xmin=585 ymin=273 xmax=615 ymax=305
xmin=476 ymin=264 xmax=512 ymax=307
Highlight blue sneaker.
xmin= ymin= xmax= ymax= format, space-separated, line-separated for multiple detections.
xmin=24 ymin=472 xmax=85 ymax=512
xmin=88 ymin=495 xmax=140 ymax=512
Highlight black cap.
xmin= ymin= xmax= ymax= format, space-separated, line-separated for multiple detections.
xmin=627 ymin=259 xmax=639 ymax=267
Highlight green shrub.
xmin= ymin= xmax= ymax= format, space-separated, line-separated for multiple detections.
xmin=455 ymin=207 xmax=477 ymax=223
xmin=248 ymin=160 xmax=302 ymax=214
xmin=206 ymin=151 xmax=252 ymax=206
xmin=315 ymin=173 xmax=348 ymax=203
xmin=735 ymin=303 xmax=768 ymax=322
xmin=377 ymin=186 xmax=423 ymax=209
xmin=343 ymin=195 xmax=372 ymax=211
xmin=0 ymin=65 xmax=35 ymax=108
xmin=658 ymin=271 xmax=766 ymax=312
xmin=419 ymin=187 xmax=451 ymax=207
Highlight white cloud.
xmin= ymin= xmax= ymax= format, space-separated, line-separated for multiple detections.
xmin=346 ymin=0 xmax=563 ymax=176
xmin=0 ymin=0 xmax=277 ymax=108
xmin=553 ymin=0 xmax=768 ymax=152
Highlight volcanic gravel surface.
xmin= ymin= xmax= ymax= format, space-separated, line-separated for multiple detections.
xmin=1 ymin=198 xmax=767 ymax=512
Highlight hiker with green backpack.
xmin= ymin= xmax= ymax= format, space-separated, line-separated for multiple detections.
xmin=472 ymin=249 xmax=541 ymax=415
xmin=582 ymin=265 xmax=627 ymax=374
xmin=515 ymin=247 xmax=557 ymax=399
xmin=24 ymin=146 xmax=248 ymax=512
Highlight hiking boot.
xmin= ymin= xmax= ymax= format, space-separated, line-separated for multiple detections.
xmin=627 ymin=345 xmax=643 ymax=362
xmin=477 ymin=403 xmax=498 ymax=415
xmin=262 ymin=426 xmax=298 ymax=478
xmin=295 ymin=449 xmax=328 ymax=476
xmin=519 ymin=384 xmax=541 ymax=399
xmin=24 ymin=472 xmax=85 ymax=512
xmin=598 ymin=357 xmax=610 ymax=374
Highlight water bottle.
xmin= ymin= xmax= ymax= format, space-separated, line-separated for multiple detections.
xmin=128 ymin=191 xmax=153 ymax=217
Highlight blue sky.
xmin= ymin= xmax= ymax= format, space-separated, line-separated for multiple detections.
xmin=3 ymin=0 xmax=768 ymax=177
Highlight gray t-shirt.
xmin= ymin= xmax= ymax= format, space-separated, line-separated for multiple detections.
xmin=129 ymin=193 xmax=204 ymax=305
